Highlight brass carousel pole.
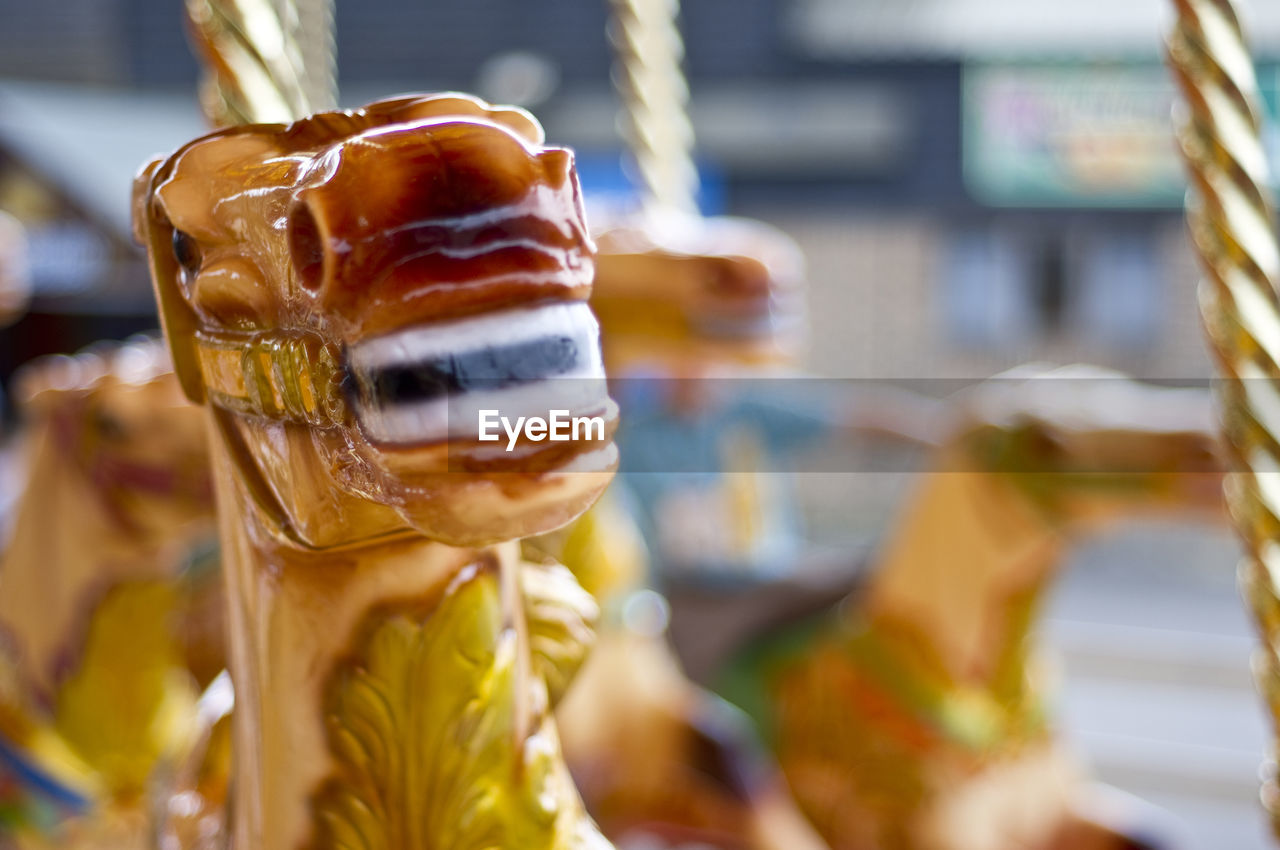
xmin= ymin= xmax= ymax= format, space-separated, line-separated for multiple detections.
xmin=607 ymin=0 xmax=699 ymax=215
xmin=1167 ymin=0 xmax=1280 ymax=833
xmin=183 ymin=0 xmax=324 ymax=125
xmin=294 ymin=0 xmax=338 ymax=112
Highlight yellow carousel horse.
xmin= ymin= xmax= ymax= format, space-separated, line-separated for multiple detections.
xmin=0 ymin=340 xmax=217 ymax=849
xmin=722 ymin=366 xmax=1221 ymax=850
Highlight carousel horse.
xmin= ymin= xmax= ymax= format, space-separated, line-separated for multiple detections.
xmin=549 ymin=498 xmax=827 ymax=850
xmin=0 ymin=340 xmax=217 ymax=849
xmin=134 ymin=93 xmax=619 ymax=850
xmin=545 ymin=211 xmax=846 ymax=850
xmin=720 ymin=365 xmax=1223 ymax=850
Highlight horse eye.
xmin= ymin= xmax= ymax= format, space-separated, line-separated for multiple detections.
xmin=172 ymin=229 xmax=202 ymax=277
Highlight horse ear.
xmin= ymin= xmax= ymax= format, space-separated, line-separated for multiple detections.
xmin=132 ymin=157 xmax=207 ymax=405
xmin=537 ymin=148 xmax=573 ymax=188
xmin=131 ymin=157 xmax=163 ymax=245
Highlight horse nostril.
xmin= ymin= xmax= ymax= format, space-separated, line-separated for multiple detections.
xmin=289 ymin=203 xmax=326 ymax=293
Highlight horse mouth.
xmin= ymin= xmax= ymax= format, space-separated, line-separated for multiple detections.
xmin=346 ymin=300 xmax=610 ymax=450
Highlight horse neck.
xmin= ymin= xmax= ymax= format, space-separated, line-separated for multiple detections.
xmin=209 ymin=432 xmax=595 ymax=850
xmin=860 ymin=450 xmax=1067 ymax=692
xmin=0 ymin=419 xmax=170 ymax=701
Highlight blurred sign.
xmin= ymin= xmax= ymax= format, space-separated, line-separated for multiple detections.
xmin=787 ymin=0 xmax=1280 ymax=58
xmin=964 ymin=62 xmax=1280 ymax=208
xmin=574 ymin=152 xmax=726 ymax=218
xmin=1263 ymin=65 xmax=1280 ymax=183
xmin=963 ymin=63 xmax=1191 ymax=208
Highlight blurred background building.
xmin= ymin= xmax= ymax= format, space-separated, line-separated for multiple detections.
xmin=5 ymin=0 xmax=1280 ymax=380
xmin=1 ymin=1 xmax=1277 ymax=846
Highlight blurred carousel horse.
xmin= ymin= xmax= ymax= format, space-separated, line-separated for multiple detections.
xmin=546 ymin=493 xmax=827 ymax=850
xmin=542 ymin=210 xmax=933 ymax=850
xmin=720 ymin=365 xmax=1223 ymax=850
xmin=0 ymin=340 xmax=220 ymax=849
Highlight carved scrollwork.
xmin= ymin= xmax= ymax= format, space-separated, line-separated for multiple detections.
xmin=308 ymin=562 xmax=607 ymax=850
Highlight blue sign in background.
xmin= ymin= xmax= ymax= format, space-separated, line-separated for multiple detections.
xmin=574 ymin=151 xmax=727 ymax=219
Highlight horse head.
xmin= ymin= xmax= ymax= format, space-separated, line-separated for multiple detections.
xmin=133 ymin=93 xmax=616 ymax=548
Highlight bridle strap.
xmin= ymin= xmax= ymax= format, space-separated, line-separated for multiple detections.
xmin=195 ymin=330 xmax=346 ymax=427
xmin=195 ymin=328 xmax=343 ymax=548
xmin=198 ymin=333 xmax=416 ymax=552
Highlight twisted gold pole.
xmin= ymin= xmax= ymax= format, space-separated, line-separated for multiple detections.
xmin=1167 ymin=0 xmax=1280 ymax=833
xmin=185 ymin=0 xmax=320 ymax=126
xmin=607 ymin=0 xmax=700 ymax=215
xmin=294 ymin=0 xmax=338 ymax=112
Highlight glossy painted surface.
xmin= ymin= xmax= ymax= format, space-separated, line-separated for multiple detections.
xmin=134 ymin=94 xmax=616 ymax=850
xmin=136 ymin=93 xmax=615 ymax=549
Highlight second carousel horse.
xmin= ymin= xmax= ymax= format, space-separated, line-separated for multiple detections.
xmin=722 ymin=365 xmax=1222 ymax=850
xmin=0 ymin=341 xmax=216 ymax=848
xmin=135 ymin=93 xmax=619 ymax=850
xmin=546 ymin=211 xmax=834 ymax=850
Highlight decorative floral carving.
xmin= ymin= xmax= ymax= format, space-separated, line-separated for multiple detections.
xmin=309 ymin=564 xmax=605 ymax=850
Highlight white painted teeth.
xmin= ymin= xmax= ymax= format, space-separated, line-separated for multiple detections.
xmin=348 ymin=301 xmax=608 ymax=446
